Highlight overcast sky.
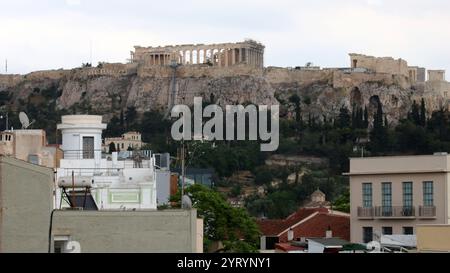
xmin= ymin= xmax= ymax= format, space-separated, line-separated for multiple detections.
xmin=1 ymin=0 xmax=450 ymax=77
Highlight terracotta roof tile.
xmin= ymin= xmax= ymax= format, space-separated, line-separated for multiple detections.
xmin=257 ymin=207 xmax=328 ymax=236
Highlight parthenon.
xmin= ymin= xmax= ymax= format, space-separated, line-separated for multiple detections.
xmin=130 ymin=39 xmax=265 ymax=68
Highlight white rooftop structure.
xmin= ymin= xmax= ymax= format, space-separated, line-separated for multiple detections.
xmin=55 ymin=115 xmax=169 ymax=210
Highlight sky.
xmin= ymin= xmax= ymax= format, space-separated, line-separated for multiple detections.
xmin=1 ymin=0 xmax=450 ymax=77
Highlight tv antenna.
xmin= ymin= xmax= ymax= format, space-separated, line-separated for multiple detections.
xmin=19 ymin=112 xmax=35 ymax=129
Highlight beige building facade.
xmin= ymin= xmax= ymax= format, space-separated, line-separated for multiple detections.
xmin=103 ymin=131 xmax=144 ymax=152
xmin=416 ymin=224 xmax=450 ymax=252
xmin=0 ymin=129 xmax=62 ymax=168
xmin=346 ymin=154 xmax=450 ymax=244
xmin=349 ymin=53 xmax=409 ymax=77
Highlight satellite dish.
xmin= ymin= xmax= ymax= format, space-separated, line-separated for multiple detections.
xmin=19 ymin=112 xmax=29 ymax=129
xmin=366 ymin=241 xmax=381 ymax=252
xmin=19 ymin=112 xmax=35 ymax=129
xmin=182 ymin=195 xmax=192 ymax=209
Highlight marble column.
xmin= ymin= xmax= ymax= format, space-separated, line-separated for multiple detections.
xmin=224 ymin=49 xmax=228 ymax=67
xmin=231 ymin=48 xmax=236 ymax=65
xmin=196 ymin=50 xmax=200 ymax=64
xmin=189 ymin=51 xmax=193 ymax=65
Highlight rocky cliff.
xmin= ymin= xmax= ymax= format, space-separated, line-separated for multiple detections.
xmin=0 ymin=63 xmax=447 ymax=124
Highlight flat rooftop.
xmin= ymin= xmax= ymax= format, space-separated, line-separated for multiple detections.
xmin=345 ymin=153 xmax=450 ymax=175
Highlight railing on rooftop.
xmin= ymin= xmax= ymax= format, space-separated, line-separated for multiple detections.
xmin=374 ymin=206 xmax=415 ymax=218
xmin=357 ymin=207 xmax=374 ymax=218
xmin=418 ymin=206 xmax=436 ymax=218
xmin=58 ymin=168 xmax=124 ymax=177
xmin=63 ymin=150 xmax=103 ymax=160
xmin=61 ymin=149 xmax=153 ymax=169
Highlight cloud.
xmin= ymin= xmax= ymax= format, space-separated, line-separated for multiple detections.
xmin=0 ymin=0 xmax=449 ymax=77
xmin=66 ymin=0 xmax=81 ymax=6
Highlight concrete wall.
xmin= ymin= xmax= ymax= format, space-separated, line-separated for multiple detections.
xmin=51 ymin=209 xmax=200 ymax=253
xmin=156 ymin=169 xmax=171 ymax=206
xmin=264 ymin=67 xmax=332 ymax=87
xmin=428 ymin=70 xmax=445 ymax=81
xmin=417 ymin=225 xmax=450 ymax=252
xmin=349 ymin=53 xmax=409 ymax=77
xmin=0 ymin=74 xmax=23 ymax=89
xmin=138 ymin=63 xmax=264 ymax=78
xmin=0 ymin=156 xmax=54 ymax=253
xmin=425 ymin=80 xmax=450 ymax=98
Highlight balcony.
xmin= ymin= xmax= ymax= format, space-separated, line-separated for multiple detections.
xmin=357 ymin=207 xmax=374 ymax=219
xmin=374 ymin=206 xmax=415 ymax=219
xmin=418 ymin=206 xmax=436 ymax=219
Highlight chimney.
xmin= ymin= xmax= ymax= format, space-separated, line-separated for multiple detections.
xmin=325 ymin=226 xmax=332 ymax=238
xmin=287 ymin=228 xmax=294 ymax=241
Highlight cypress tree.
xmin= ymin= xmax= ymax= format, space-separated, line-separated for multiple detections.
xmin=410 ymin=100 xmax=420 ymax=125
xmin=363 ymin=106 xmax=369 ymax=129
xmin=420 ymin=98 xmax=426 ymax=126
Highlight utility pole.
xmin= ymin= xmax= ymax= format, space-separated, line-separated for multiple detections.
xmin=89 ymin=39 xmax=93 ymax=65
xmin=181 ymin=139 xmax=185 ymax=208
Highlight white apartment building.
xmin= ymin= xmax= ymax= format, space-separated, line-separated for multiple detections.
xmin=55 ymin=115 xmax=169 ymax=210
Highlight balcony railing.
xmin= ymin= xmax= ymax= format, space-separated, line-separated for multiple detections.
xmin=374 ymin=206 xmax=415 ymax=218
xmin=357 ymin=207 xmax=374 ymax=218
xmin=63 ymin=150 xmax=103 ymax=160
xmin=419 ymin=206 xmax=436 ymax=218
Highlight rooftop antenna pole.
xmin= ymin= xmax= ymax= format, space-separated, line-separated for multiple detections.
xmin=181 ymin=139 xmax=185 ymax=208
xmin=90 ymin=39 xmax=93 ymax=65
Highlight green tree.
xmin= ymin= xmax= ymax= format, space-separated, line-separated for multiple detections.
xmin=171 ymin=184 xmax=260 ymax=252
xmin=337 ymin=106 xmax=351 ymax=128
xmin=369 ymin=101 xmax=388 ymax=153
xmin=125 ymin=106 xmax=138 ymax=130
xmin=420 ymin=98 xmax=426 ymax=127
xmin=288 ymin=94 xmax=301 ymax=123
xmin=409 ymin=100 xmax=420 ymax=125
xmin=253 ymin=166 xmax=273 ymax=185
xmin=332 ymin=191 xmax=350 ymax=213
xmin=363 ymin=106 xmax=369 ymax=129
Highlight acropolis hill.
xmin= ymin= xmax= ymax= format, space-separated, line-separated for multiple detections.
xmin=1 ymin=39 xmax=449 ymax=123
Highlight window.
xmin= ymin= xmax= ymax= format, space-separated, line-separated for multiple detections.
xmin=382 ymin=227 xmax=393 ymax=235
xmin=53 ymin=235 xmax=70 ymax=253
xmin=122 ymin=143 xmax=124 ymax=149
xmin=363 ymin=227 xmax=373 ymax=243
xmin=362 ymin=183 xmax=372 ymax=208
xmin=28 ymin=154 xmax=39 ymax=165
xmin=403 ymin=227 xmax=414 ymax=235
xmin=423 ymin=181 xmax=434 ymax=206
xmin=382 ymin=182 xmax=392 ymax=216
xmin=82 ymin=136 xmax=94 ymax=159
xmin=402 ymin=182 xmax=414 ymax=216
xmin=403 ymin=182 xmax=413 ymax=207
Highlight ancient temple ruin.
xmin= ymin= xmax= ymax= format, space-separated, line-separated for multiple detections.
xmin=130 ymin=39 xmax=264 ymax=68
